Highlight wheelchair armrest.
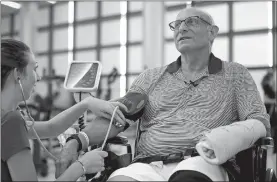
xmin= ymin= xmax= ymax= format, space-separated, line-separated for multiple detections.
xmin=88 ymin=136 xmax=132 ymax=182
xmin=106 ymin=136 xmax=128 ymax=145
xmin=105 ymin=135 xmax=132 ymax=156
xmin=255 ymin=137 xmax=274 ymax=147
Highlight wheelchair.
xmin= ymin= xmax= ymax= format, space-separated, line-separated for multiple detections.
xmin=88 ymin=121 xmax=276 ymax=182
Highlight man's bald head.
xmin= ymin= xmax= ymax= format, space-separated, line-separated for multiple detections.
xmin=176 ymin=7 xmax=215 ymax=26
xmin=173 ymin=7 xmax=219 ymax=53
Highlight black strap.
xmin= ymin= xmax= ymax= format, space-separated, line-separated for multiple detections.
xmin=133 ymin=148 xmax=198 ymax=164
xmin=66 ymin=134 xmax=82 ymax=152
xmin=123 ymin=122 xmax=130 ymax=131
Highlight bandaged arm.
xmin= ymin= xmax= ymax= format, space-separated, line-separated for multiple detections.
xmin=196 ymin=119 xmax=267 ymax=165
xmin=196 ymin=65 xmax=271 ymax=165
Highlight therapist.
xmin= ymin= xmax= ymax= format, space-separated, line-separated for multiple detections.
xmin=1 ymin=38 xmax=127 ymax=181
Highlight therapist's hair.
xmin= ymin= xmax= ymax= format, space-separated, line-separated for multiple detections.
xmin=1 ymin=39 xmax=31 ymax=90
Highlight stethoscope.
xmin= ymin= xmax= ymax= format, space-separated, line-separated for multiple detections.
xmin=17 ymin=77 xmax=59 ymax=161
xmin=1 ymin=75 xmax=119 ymax=164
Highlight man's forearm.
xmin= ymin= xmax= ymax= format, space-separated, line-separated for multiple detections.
xmin=83 ymin=116 xmax=124 ymax=146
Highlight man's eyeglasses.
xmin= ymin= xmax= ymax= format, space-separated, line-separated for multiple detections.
xmin=169 ymin=16 xmax=212 ymax=31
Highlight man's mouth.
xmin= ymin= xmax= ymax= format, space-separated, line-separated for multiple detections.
xmin=179 ymin=37 xmax=192 ymax=41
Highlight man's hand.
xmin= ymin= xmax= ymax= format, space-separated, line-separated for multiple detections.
xmin=55 ymin=140 xmax=79 ymax=178
xmin=201 ymin=146 xmax=216 ymax=159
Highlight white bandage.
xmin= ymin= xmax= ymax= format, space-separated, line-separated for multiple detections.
xmin=196 ymin=119 xmax=266 ymax=165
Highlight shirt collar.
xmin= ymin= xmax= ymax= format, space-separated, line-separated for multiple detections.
xmin=166 ymin=53 xmax=222 ymax=74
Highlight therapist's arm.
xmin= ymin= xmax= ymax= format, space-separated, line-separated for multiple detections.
xmin=29 ymin=96 xmax=126 ymax=139
xmin=55 ymin=116 xmax=128 ymax=178
xmin=28 ymin=98 xmax=88 ymax=139
xmin=82 ymin=116 xmax=125 ymax=146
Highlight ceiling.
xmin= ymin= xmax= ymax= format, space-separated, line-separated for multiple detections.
xmin=1 ymin=1 xmax=53 ymax=17
xmin=1 ymin=4 xmax=19 ymax=16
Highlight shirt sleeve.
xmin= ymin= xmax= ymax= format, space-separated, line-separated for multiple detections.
xmin=1 ymin=111 xmax=31 ymax=161
xmin=234 ymin=65 xmax=271 ymax=135
xmin=128 ymin=69 xmax=152 ymax=94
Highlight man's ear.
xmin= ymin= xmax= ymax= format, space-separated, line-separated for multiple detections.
xmin=208 ymin=25 xmax=219 ymax=41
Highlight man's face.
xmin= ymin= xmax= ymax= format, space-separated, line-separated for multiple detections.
xmin=173 ymin=9 xmax=213 ymax=53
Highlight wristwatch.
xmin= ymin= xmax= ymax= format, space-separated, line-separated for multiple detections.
xmin=66 ymin=134 xmax=82 ymax=152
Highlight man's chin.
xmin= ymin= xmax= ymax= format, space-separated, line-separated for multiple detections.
xmin=177 ymin=45 xmax=195 ymax=52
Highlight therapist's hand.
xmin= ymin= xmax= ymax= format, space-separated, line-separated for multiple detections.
xmin=55 ymin=140 xmax=79 ymax=178
xmin=84 ymin=97 xmax=127 ymax=126
xmin=79 ymin=148 xmax=108 ymax=174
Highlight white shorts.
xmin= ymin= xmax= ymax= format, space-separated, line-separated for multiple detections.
xmin=108 ymin=156 xmax=229 ymax=181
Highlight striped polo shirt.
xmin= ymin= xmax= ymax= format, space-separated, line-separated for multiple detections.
xmin=128 ymin=53 xmax=270 ymax=160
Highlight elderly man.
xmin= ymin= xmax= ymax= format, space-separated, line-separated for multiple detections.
xmin=57 ymin=7 xmax=270 ymax=181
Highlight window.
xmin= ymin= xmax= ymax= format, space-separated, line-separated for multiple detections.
xmin=249 ymin=70 xmax=269 ymax=102
xmin=36 ymin=56 xmax=48 ymax=76
xmin=53 ymin=53 xmax=69 ymax=76
xmin=75 ymin=24 xmax=97 ymax=48
xmin=165 ymin=42 xmax=180 ymax=65
xmin=128 ymin=16 xmax=143 ymax=42
xmin=36 ymin=8 xmax=49 ymax=27
xmin=164 ymin=11 xmax=179 ymax=39
xmin=127 ymin=76 xmax=138 ymax=89
xmin=233 ymin=34 xmax=272 ymax=67
xmin=75 ymin=50 xmax=97 ymax=62
xmin=197 ymin=4 xmax=229 ymax=33
xmin=34 ymin=81 xmax=48 ymax=98
xmin=14 ymin=13 xmax=21 ymax=32
xmin=30 ymin=1 xmax=144 ymax=101
xmin=1 ymin=16 xmax=10 ymax=34
xmin=76 ymin=1 xmax=97 ymax=20
xmin=110 ymin=78 xmax=121 ymax=99
xmin=1 ymin=13 xmax=19 ymax=39
xmin=101 ymin=20 xmax=120 ymax=45
xmin=212 ymin=37 xmax=229 ymax=62
xmin=164 ymin=1 xmax=186 ymax=7
xmin=101 ymin=2 xmax=120 ymax=17
xmin=36 ymin=31 xmax=49 ymax=53
xmin=100 ymin=47 xmax=120 ymax=75
xmin=128 ymin=45 xmax=143 ymax=72
xmin=129 ymin=2 xmax=143 ymax=12
xmin=53 ymin=28 xmax=68 ymax=50
xmin=53 ymin=3 xmax=68 ymax=24
xmin=233 ymin=2 xmax=271 ymax=31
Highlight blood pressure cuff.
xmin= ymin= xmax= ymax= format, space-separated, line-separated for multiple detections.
xmin=115 ymin=92 xmax=148 ymax=130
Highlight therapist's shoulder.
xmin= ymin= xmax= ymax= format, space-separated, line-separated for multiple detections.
xmin=1 ymin=110 xmax=24 ymax=126
xmin=1 ymin=110 xmax=30 ymax=161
